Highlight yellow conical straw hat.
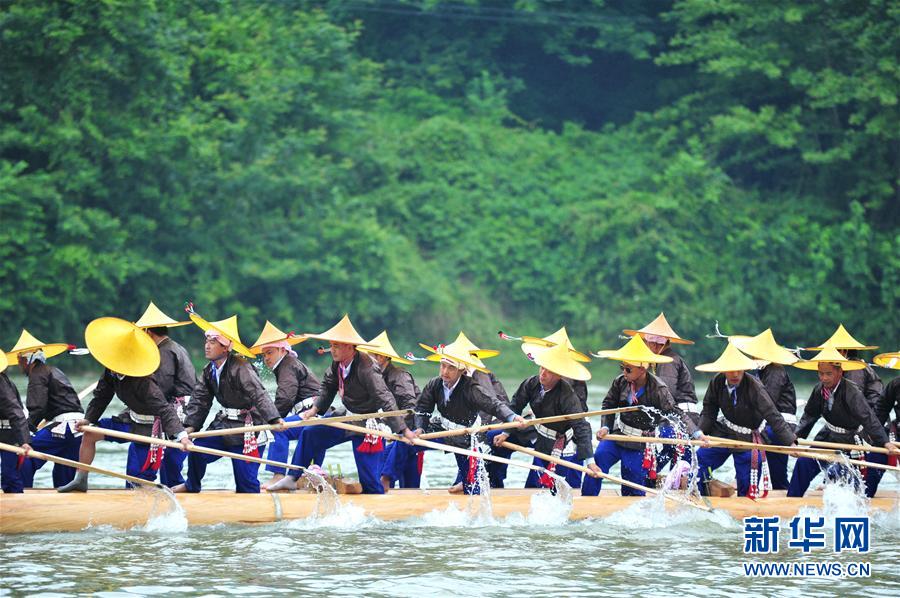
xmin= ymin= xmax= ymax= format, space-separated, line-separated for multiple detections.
xmin=85 ymin=317 xmax=161 ymax=377
xmin=0 ymin=349 xmax=7 ymax=374
xmin=794 ymin=347 xmax=867 ymax=371
xmin=6 ymin=329 xmax=70 ymax=366
xmin=521 ymin=326 xmax=591 ymax=363
xmin=359 ymin=330 xmax=413 ymax=365
xmin=696 ymin=342 xmax=762 ymax=373
xmin=623 ymin=312 xmax=694 ymax=345
xmin=729 ymin=329 xmax=798 ymax=366
xmin=593 ymin=334 xmax=674 ymax=366
xmin=419 ymin=331 xmax=499 ymax=360
xmin=873 ymin=352 xmax=900 ymax=370
xmin=304 ymin=315 xmax=373 ymax=347
xmin=189 ymin=313 xmax=255 ymax=358
xmin=134 ymin=302 xmax=191 ymax=328
xmin=424 ymin=339 xmax=489 ymax=373
xmin=522 ymin=341 xmax=591 ymax=381
xmin=805 ymin=324 xmax=877 ymax=351
xmin=249 ymin=321 xmax=307 ymax=355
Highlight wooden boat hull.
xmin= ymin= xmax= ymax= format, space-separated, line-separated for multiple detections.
xmin=1 ymin=489 xmax=897 ymax=534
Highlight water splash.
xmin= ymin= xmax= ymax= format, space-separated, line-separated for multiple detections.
xmin=284 ymin=500 xmax=378 ymax=530
xmin=139 ymin=486 xmax=188 ymax=533
xmin=600 ymin=495 xmax=737 ymax=530
xmin=526 ymin=489 xmax=573 ymax=525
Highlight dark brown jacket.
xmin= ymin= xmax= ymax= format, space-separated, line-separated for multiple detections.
xmin=184 ymin=356 xmax=280 ymax=445
xmin=0 ymin=372 xmax=30 ymax=445
xmin=25 ymin=362 xmax=83 ymax=430
xmin=757 ymin=364 xmax=797 ymax=429
xmin=875 ymin=377 xmax=899 ymax=429
xmin=653 ymin=347 xmax=698 ymax=406
xmin=272 ymin=353 xmax=321 ymax=417
xmin=85 ymin=370 xmax=184 ymax=438
xmin=602 ymin=373 xmax=697 ymax=451
xmin=843 ymin=366 xmax=884 ymax=409
xmin=380 ymin=362 xmax=419 ymax=429
xmin=415 ymin=374 xmax=515 ymax=448
xmin=153 ymin=337 xmax=197 ymax=400
xmin=510 ymin=376 xmax=592 ymax=461
xmin=314 ymin=351 xmax=406 ymax=434
xmin=700 ymin=373 xmax=794 ymax=446
xmin=796 ymin=379 xmax=889 ymax=447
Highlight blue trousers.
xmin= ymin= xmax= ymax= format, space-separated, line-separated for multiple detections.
xmin=1 ymin=448 xmax=24 ymax=493
xmin=864 ymin=451 xmax=889 ymax=497
xmin=293 ymin=423 xmax=386 ymax=494
xmin=266 ymin=414 xmax=305 ymax=475
xmin=185 ymin=436 xmax=262 ymax=493
xmin=159 ymin=446 xmax=186 ymax=487
xmin=697 ymin=446 xmax=754 ymax=496
xmin=96 ymin=418 xmax=169 ymax=488
xmin=524 ymin=455 xmax=584 ymax=489
xmin=582 ymin=440 xmax=647 ymax=496
xmin=483 ymin=430 xmax=514 ymax=488
xmin=788 ymin=453 xmax=883 ymax=498
xmin=21 ymin=425 xmax=81 ymax=487
xmin=381 ymin=440 xmax=425 ymax=488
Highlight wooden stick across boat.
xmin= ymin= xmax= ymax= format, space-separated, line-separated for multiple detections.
xmin=323 ymin=421 xmax=565 ymax=481
xmin=419 ymin=406 xmax=641 ymax=440
xmin=0 ymin=441 xmax=163 ymax=489
xmin=188 ymin=409 xmax=412 ymax=439
xmin=80 ymin=425 xmax=306 ymax=472
xmin=798 ymin=438 xmax=900 ymax=456
xmin=499 ymin=441 xmax=711 ymax=513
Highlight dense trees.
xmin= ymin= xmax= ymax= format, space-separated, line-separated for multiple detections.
xmin=2 ymin=1 xmax=897 ymax=372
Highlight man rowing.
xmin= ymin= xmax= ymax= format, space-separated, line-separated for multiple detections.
xmin=866 ymin=350 xmax=900 ymax=495
xmin=729 ymin=329 xmax=799 ymax=490
xmin=806 ymin=325 xmax=883 ymax=409
xmin=491 ymin=341 xmax=598 ymax=489
xmin=787 ymin=348 xmax=898 ymax=498
xmin=0 ymin=349 xmax=31 ymax=493
xmin=582 ymin=335 xmax=702 ymax=497
xmin=248 ymin=321 xmax=319 ymax=490
xmin=59 ymin=317 xmax=191 ymax=492
xmin=174 ymin=311 xmax=283 ymax=494
xmin=356 ymin=331 xmax=421 ymax=490
xmin=695 ymin=342 xmax=795 ymax=498
xmin=7 ymin=329 xmax=83 ymax=488
xmin=268 ymin=316 xmax=414 ymax=494
xmin=516 ymin=327 xmax=591 ymax=411
xmin=132 ymin=302 xmax=197 ymax=487
xmin=412 ymin=339 xmax=525 ymax=494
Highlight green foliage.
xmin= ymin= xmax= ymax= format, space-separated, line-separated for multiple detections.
xmin=1 ymin=0 xmax=897 ymax=382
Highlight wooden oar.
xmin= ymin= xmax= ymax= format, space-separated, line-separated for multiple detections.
xmin=188 ymin=409 xmax=413 ymax=439
xmin=798 ymin=438 xmax=900 ymax=456
xmin=419 ymin=406 xmax=642 ymax=440
xmin=499 ymin=441 xmax=711 ymax=513
xmin=80 ymin=425 xmax=306 ymax=472
xmin=0 ymin=441 xmax=163 ymax=489
xmin=323 ymin=421 xmax=565 ymax=481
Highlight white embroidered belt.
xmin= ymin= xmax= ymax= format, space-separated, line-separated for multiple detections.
xmin=718 ymin=416 xmax=765 ymax=435
xmin=49 ymin=412 xmax=84 ymax=437
xmin=432 ymin=413 xmax=468 ymax=431
xmin=220 ymin=407 xmax=247 ymax=420
xmin=824 ymin=421 xmax=863 ymax=435
xmin=617 ymin=421 xmax=652 ymax=438
xmin=534 ymin=423 xmax=576 ymax=456
xmin=346 ymin=407 xmax=392 ymax=434
xmin=677 ymin=402 xmax=701 ymax=414
xmin=291 ymin=397 xmax=317 ymax=415
xmin=0 ymin=419 xmax=11 ymax=429
xmin=129 ymin=411 xmax=157 ymax=425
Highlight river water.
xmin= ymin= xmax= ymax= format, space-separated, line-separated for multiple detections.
xmin=2 ymin=378 xmax=898 ymax=596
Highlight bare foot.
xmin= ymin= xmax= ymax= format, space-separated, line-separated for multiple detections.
xmin=266 ymin=476 xmax=299 ymax=492
xmin=381 ymin=475 xmax=392 ymax=493
xmin=448 ymin=482 xmax=464 ymax=495
xmin=170 ymin=483 xmax=187 ymax=493
xmin=262 ymin=474 xmax=285 ymax=490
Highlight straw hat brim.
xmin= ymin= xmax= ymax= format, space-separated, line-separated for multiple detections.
xmin=85 ymin=317 xmax=161 ymax=377
xmin=418 ymin=342 xmax=499 ymax=360
xmin=0 ymin=350 xmax=6 ymax=374
xmin=249 ymin=335 xmax=307 ymax=355
xmin=5 ymin=343 xmax=70 ymax=366
xmin=873 ymin=352 xmax=900 ymax=370
xmin=623 ymin=330 xmax=694 ymax=345
xmin=730 ymin=334 xmax=798 ymax=366
xmin=520 ymin=337 xmax=591 ymax=362
xmin=424 ymin=350 xmax=489 ymax=373
xmin=794 ymin=359 xmax=867 ymax=372
xmin=189 ymin=313 xmax=255 ymax=359
xmin=359 ymin=347 xmax=414 ymax=366
xmin=522 ymin=344 xmax=592 ymax=381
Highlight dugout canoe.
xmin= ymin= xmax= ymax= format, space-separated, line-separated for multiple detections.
xmin=2 ymin=489 xmax=897 ymax=534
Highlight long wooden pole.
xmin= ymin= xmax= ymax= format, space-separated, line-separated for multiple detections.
xmin=323 ymin=421 xmax=564 ymax=481
xmin=419 ymin=406 xmax=642 ymax=440
xmin=499 ymin=441 xmax=711 ymax=513
xmin=0 ymin=441 xmax=163 ymax=489
xmin=80 ymin=425 xmax=306 ymax=472
xmin=798 ymin=438 xmax=899 ymax=456
xmin=188 ymin=409 xmax=413 ymax=439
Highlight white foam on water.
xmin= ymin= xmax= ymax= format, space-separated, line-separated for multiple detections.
xmin=406 ymin=491 xmax=573 ymax=528
xmin=795 ymin=480 xmax=870 ymax=524
xmin=599 ymin=494 xmax=737 ymax=530
xmin=525 ymin=489 xmax=573 ymax=526
xmin=283 ymin=500 xmax=378 ymax=530
xmin=139 ymin=488 xmax=188 ymax=533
